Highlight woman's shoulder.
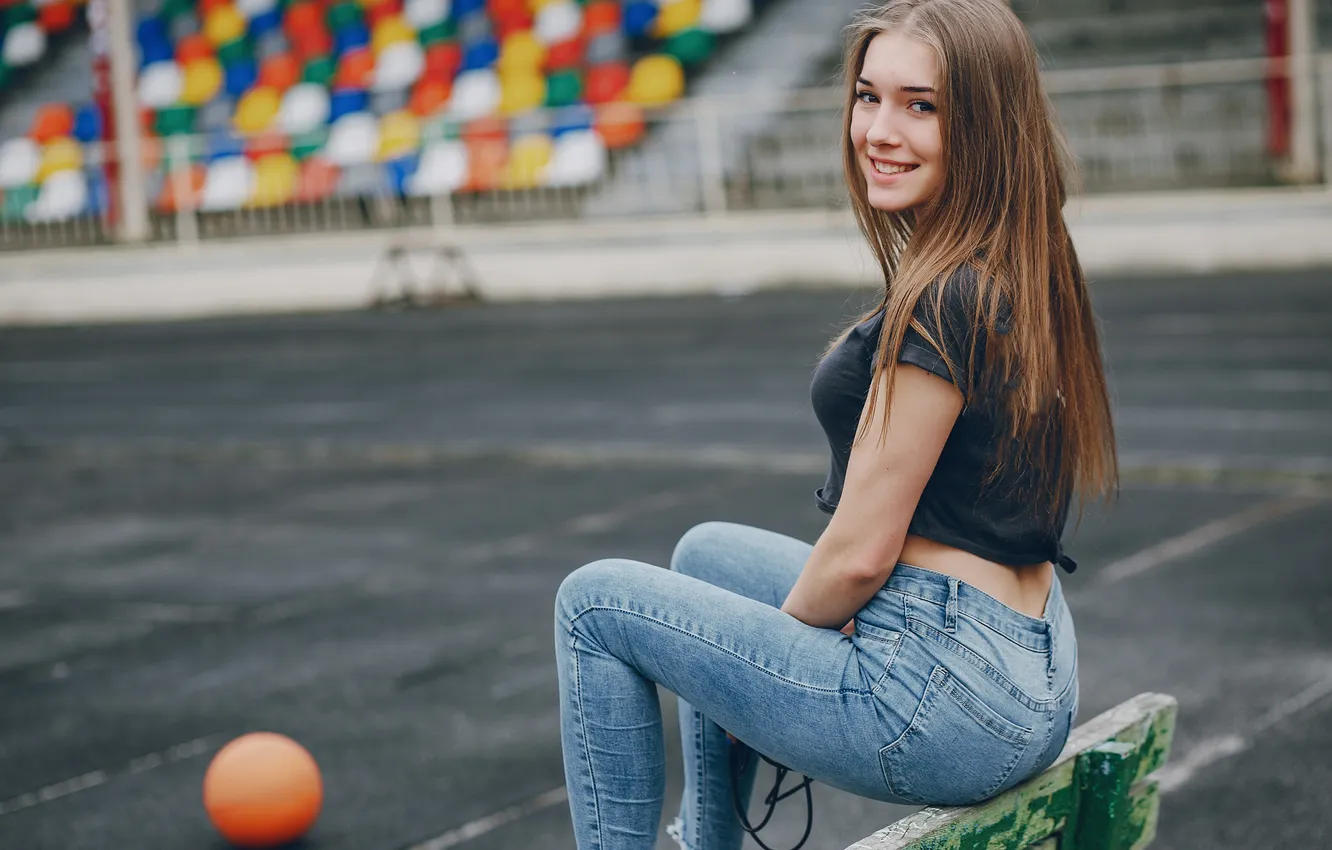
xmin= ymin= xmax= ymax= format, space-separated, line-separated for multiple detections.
xmin=922 ymin=261 xmax=983 ymax=307
xmin=920 ymin=261 xmax=1012 ymax=335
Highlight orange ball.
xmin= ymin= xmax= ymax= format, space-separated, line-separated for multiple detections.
xmin=203 ymin=733 xmax=323 ymax=849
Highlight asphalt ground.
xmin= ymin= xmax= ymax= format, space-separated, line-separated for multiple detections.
xmin=1 ymin=267 xmax=1330 ymax=850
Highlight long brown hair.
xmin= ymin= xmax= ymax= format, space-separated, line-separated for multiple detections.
xmin=830 ymin=0 xmax=1117 ymax=516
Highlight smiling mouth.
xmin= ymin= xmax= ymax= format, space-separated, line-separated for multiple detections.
xmin=871 ymin=160 xmax=918 ymax=175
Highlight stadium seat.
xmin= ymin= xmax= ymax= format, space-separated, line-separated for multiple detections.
xmin=0 ymin=0 xmax=762 ymax=221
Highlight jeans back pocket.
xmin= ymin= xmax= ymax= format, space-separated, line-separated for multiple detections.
xmin=879 ymin=665 xmax=1034 ymax=806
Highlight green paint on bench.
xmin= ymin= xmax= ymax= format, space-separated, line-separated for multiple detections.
xmin=844 ymin=692 xmax=1178 ymax=850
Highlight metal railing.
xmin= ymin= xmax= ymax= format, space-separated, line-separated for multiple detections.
xmin=1 ymin=53 xmax=1329 ymax=251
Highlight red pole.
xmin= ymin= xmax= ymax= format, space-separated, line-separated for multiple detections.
xmin=89 ymin=0 xmax=119 ymax=230
xmin=1265 ymin=0 xmax=1291 ymax=157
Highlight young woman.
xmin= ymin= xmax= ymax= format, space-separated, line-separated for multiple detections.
xmin=553 ymin=1 xmax=1118 ymax=848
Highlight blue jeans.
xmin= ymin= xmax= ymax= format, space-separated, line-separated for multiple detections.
xmin=553 ymin=522 xmax=1079 ymax=850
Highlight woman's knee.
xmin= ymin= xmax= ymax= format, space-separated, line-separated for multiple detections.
xmin=669 ymin=521 xmax=743 ymax=580
xmin=554 ymin=558 xmax=653 ymax=626
xmin=556 ymin=559 xmax=618 ymax=622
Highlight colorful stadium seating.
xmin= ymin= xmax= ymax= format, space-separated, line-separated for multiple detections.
xmin=0 ymin=0 xmax=760 ymax=222
xmin=0 ymin=0 xmax=85 ymax=84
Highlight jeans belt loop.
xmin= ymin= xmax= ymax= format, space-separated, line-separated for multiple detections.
xmin=945 ymin=578 xmax=959 ymax=634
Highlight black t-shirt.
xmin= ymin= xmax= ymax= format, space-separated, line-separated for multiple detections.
xmin=809 ymin=266 xmax=1078 ymax=573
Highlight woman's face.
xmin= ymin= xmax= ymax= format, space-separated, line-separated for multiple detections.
xmin=849 ymin=32 xmax=944 ymax=213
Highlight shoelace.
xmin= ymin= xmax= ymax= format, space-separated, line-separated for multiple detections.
xmin=728 ymin=740 xmax=814 ymax=850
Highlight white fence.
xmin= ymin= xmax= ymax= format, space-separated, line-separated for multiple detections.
xmin=1 ymin=53 xmax=1330 ymax=251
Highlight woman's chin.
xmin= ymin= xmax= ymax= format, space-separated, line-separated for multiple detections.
xmin=864 ymin=178 xmax=933 ymax=213
xmin=865 ymin=189 xmax=915 ymax=213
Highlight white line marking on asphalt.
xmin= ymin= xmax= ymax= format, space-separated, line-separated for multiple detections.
xmin=521 ymin=442 xmax=826 ymax=475
xmin=123 ymin=602 xmax=234 ymax=623
xmin=1157 ymin=673 xmax=1332 ymax=793
xmin=560 ymin=488 xmax=693 ymax=535
xmin=0 ymin=771 xmax=108 ymax=816
xmin=249 ymin=594 xmax=337 ymax=625
xmin=405 ymin=787 xmax=569 ymax=850
xmin=1094 ymin=496 xmax=1320 ymax=586
xmin=499 ymin=635 xmax=546 ymax=659
xmin=1250 ymin=672 xmax=1332 ymax=735
xmin=0 ymin=736 xmax=219 ymax=817
xmin=489 ymin=666 xmax=554 ymax=702
xmin=450 ymin=485 xmax=704 ymax=567
xmin=1154 ymin=735 xmax=1247 ymax=793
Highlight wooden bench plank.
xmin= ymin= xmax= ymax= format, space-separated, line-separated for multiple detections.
xmin=1124 ymin=779 xmax=1162 ymax=850
xmin=843 ymin=693 xmax=1177 ymax=850
xmin=1074 ymin=741 xmax=1163 ymax=850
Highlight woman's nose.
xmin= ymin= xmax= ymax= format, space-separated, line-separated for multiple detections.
xmin=866 ymin=110 xmax=902 ymax=148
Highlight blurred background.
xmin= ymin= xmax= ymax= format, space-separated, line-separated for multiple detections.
xmin=0 ymin=0 xmax=1325 ymax=242
xmin=1 ymin=0 xmax=1330 ymax=849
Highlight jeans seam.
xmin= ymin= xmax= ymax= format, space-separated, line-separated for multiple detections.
xmin=1038 ymin=708 xmax=1056 ymax=775
xmin=572 ymin=632 xmax=603 ymax=850
xmin=868 ymin=633 xmax=904 ymax=696
xmin=694 ymin=709 xmax=705 ymax=850
xmin=962 ymin=611 xmax=1051 ymax=653
xmin=1051 ymin=661 xmax=1078 ymax=704
xmin=937 ymin=668 xmax=1034 ymax=744
xmin=568 ymin=604 xmax=865 ymax=695
xmin=879 ymin=666 xmax=942 ymax=798
xmin=981 ymin=729 xmax=1032 ymax=800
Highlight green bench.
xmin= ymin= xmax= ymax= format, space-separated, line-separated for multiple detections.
xmin=845 ymin=692 xmax=1178 ymax=850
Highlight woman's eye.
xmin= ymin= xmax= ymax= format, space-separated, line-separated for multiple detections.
xmin=909 ymin=100 xmax=937 ymax=114
xmin=855 ymin=90 xmax=879 ymax=104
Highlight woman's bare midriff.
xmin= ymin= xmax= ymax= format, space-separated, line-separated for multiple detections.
xmin=897 ymin=535 xmax=1054 ymax=620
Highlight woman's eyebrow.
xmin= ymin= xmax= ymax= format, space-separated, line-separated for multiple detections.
xmin=856 ymin=77 xmax=935 ymax=94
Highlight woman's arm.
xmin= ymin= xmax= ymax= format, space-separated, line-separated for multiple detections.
xmin=781 ymin=363 xmax=963 ymax=629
